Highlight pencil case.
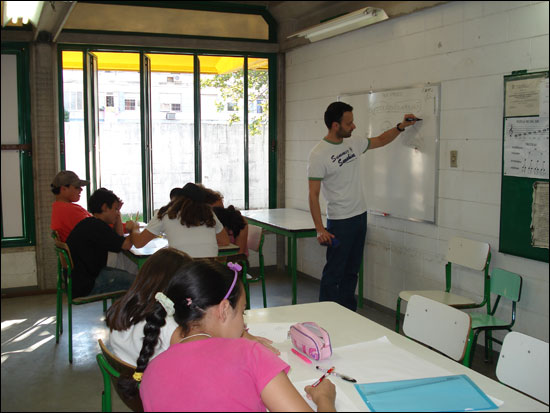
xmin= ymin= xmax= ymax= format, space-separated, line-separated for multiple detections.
xmin=289 ymin=322 xmax=332 ymax=361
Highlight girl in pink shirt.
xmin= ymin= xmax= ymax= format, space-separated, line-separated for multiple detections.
xmin=119 ymin=260 xmax=336 ymax=412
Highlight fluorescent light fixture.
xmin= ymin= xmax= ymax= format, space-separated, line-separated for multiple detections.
xmin=288 ymin=7 xmax=388 ymax=43
xmin=2 ymin=1 xmax=44 ymax=27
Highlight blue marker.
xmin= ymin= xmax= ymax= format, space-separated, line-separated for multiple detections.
xmin=406 ymin=117 xmax=422 ymax=121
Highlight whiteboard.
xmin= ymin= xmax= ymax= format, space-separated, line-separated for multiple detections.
xmin=339 ymin=85 xmax=440 ymax=222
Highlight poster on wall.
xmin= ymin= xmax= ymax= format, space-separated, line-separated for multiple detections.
xmin=503 ymin=117 xmax=549 ymax=179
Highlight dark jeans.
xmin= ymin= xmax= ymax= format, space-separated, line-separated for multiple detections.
xmin=319 ymin=212 xmax=367 ymax=311
xmin=89 ymin=267 xmax=135 ymax=295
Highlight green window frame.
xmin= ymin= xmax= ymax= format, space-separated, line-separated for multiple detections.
xmin=1 ymin=44 xmax=35 ymax=247
xmin=57 ymin=45 xmax=277 ymax=221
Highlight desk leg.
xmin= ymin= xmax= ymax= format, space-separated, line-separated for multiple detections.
xmin=358 ymin=258 xmax=364 ymax=308
xmin=287 ymin=237 xmax=292 ymax=278
xmin=291 ymin=235 xmax=297 ymax=305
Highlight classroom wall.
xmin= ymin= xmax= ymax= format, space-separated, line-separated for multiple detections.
xmin=284 ymin=1 xmax=549 ymax=344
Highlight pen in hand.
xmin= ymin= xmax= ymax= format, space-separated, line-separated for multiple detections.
xmin=406 ymin=117 xmax=422 ymax=121
xmin=316 ymin=366 xmax=357 ymax=383
xmin=312 ymin=366 xmax=335 ymax=387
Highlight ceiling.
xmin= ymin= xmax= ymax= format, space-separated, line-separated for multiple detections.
xmin=1 ymin=1 xmax=448 ymax=51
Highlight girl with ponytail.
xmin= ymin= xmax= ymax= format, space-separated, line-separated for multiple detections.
xmin=119 ymin=260 xmax=336 ymax=412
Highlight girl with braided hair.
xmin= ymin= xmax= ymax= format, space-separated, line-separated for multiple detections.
xmin=119 ymin=260 xmax=336 ymax=412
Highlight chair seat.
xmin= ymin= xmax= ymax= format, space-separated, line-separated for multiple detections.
xmin=470 ymin=314 xmax=509 ymax=329
xmin=399 ymin=290 xmax=476 ymax=307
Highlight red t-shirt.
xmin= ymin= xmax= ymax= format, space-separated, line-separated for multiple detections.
xmin=51 ymin=201 xmax=91 ymax=242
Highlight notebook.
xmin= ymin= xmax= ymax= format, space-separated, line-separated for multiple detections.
xmin=354 ymin=374 xmax=498 ymax=412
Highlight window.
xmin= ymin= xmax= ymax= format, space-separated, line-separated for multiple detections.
xmin=1 ymin=48 xmax=35 ymax=247
xmin=60 ymin=50 xmax=275 ymax=222
xmin=125 ymin=99 xmax=136 ymax=111
xmin=63 ymin=91 xmax=83 ymax=111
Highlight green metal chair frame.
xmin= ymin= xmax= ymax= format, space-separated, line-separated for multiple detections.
xmin=462 ymin=268 xmax=522 ymax=367
xmin=52 ymin=231 xmax=126 ymax=363
xmin=96 ymin=339 xmax=143 ymax=412
xmin=241 ymin=225 xmax=267 ymax=309
xmin=396 ymin=237 xmax=491 ymax=333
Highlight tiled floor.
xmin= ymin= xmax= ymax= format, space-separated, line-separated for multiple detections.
xmin=1 ymin=265 xmax=499 ymax=411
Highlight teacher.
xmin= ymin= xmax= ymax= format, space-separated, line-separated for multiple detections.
xmin=307 ymin=101 xmax=418 ymax=311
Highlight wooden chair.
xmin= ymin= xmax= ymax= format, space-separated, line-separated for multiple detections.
xmin=496 ymin=332 xmax=549 ymax=404
xmin=396 ymin=237 xmax=491 ymax=333
xmin=97 ymin=339 xmax=144 ymax=412
xmin=52 ymin=231 xmax=127 ymax=363
xmin=463 ymin=268 xmax=522 ymax=367
xmin=403 ymin=294 xmax=472 ymax=361
xmin=241 ymin=224 xmax=267 ymax=309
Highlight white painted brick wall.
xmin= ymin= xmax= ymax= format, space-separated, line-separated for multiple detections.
xmin=284 ymin=1 xmax=549 ymax=343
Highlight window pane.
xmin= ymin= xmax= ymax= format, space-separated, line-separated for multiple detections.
xmin=248 ymin=58 xmax=269 ymax=209
xmin=149 ymin=54 xmax=195 ymax=211
xmin=200 ymin=56 xmax=245 ymax=208
xmin=95 ymin=52 xmax=143 ymax=218
xmin=62 ymin=51 xmax=88 ymax=210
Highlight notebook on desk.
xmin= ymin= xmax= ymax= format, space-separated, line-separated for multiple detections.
xmin=354 ymin=374 xmax=497 ymax=412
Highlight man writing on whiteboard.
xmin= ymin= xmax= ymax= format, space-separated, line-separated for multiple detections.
xmin=308 ymin=101 xmax=418 ymax=311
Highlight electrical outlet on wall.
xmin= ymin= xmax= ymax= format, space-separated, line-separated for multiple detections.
xmin=450 ymin=150 xmax=458 ymax=167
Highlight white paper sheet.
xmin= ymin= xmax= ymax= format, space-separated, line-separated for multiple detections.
xmin=246 ymin=322 xmax=296 ymax=343
xmin=292 ymin=379 xmax=360 ymax=412
xmin=312 ymin=336 xmax=454 ymax=384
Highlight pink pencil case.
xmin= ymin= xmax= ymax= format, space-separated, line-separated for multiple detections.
xmin=289 ymin=322 xmax=332 ymax=361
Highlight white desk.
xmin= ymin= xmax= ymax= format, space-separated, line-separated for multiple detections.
xmin=242 ymin=208 xmax=369 ymax=307
xmin=245 ymin=302 xmax=548 ymax=412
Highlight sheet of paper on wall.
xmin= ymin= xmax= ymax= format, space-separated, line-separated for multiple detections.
xmin=531 ymin=181 xmax=549 ymax=249
xmin=505 ymin=77 xmax=544 ymax=117
xmin=540 ymin=78 xmax=549 ymax=118
xmin=503 ymin=117 xmax=549 ymax=179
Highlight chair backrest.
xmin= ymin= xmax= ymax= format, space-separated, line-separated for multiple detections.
xmin=54 ymin=239 xmax=74 ymax=271
xmin=98 ymin=339 xmax=144 ymax=412
xmin=247 ymin=224 xmax=263 ymax=253
xmin=403 ymin=295 xmax=471 ymax=361
xmin=496 ymin=332 xmax=549 ymax=404
xmin=490 ymin=268 xmax=522 ymax=301
xmin=445 ymin=237 xmax=490 ymax=271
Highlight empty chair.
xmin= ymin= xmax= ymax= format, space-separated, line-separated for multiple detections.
xmin=52 ymin=231 xmax=126 ymax=363
xmin=97 ymin=339 xmax=144 ymax=412
xmin=396 ymin=237 xmax=491 ymax=333
xmin=403 ymin=294 xmax=472 ymax=361
xmin=462 ymin=268 xmax=522 ymax=367
xmin=241 ymin=224 xmax=267 ymax=309
xmin=496 ymin=332 xmax=549 ymax=404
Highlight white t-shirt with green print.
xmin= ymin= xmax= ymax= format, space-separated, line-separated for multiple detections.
xmin=308 ymin=136 xmax=370 ymax=220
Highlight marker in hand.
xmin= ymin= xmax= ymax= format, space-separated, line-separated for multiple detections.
xmin=406 ymin=117 xmax=422 ymax=121
xmin=312 ymin=366 xmax=335 ymax=387
xmin=321 ymin=238 xmax=340 ymax=248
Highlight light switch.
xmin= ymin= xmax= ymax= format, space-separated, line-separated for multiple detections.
xmin=450 ymin=150 xmax=458 ymax=167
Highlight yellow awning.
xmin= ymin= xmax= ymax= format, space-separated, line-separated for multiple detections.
xmin=62 ymin=51 xmax=267 ymax=74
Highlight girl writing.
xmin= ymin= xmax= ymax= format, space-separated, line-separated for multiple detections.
xmin=119 ymin=260 xmax=336 ymax=412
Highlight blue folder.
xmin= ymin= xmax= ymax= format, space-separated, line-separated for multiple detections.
xmin=354 ymin=374 xmax=497 ymax=412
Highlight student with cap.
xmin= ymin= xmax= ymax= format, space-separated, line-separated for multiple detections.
xmin=50 ymin=170 xmax=92 ymax=242
xmin=127 ymin=182 xmax=230 ymax=258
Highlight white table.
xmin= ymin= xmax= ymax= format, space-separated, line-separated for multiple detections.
xmin=245 ymin=302 xmax=548 ymax=412
xmin=241 ymin=208 xmax=364 ymax=306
